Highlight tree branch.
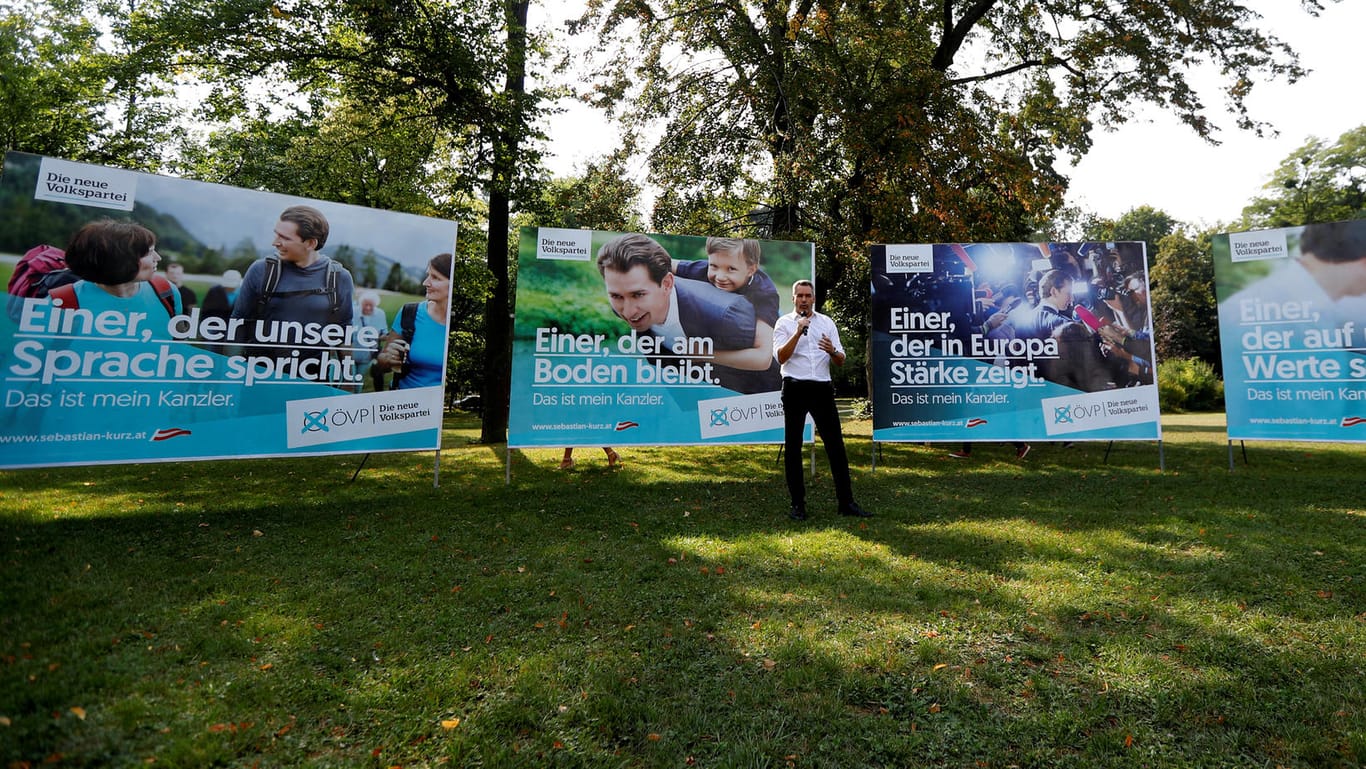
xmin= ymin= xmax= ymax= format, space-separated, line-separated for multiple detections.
xmin=931 ymin=0 xmax=998 ymax=71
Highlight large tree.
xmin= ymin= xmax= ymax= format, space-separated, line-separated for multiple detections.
xmin=1240 ymin=125 xmax=1366 ymax=228
xmin=576 ymin=0 xmax=1318 ymax=324
xmin=129 ymin=0 xmax=546 ymax=442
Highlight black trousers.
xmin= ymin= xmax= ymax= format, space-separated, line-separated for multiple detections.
xmin=781 ymin=378 xmax=852 ymax=506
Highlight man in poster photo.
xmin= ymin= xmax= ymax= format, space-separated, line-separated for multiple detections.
xmin=1224 ymin=220 xmax=1366 ymax=348
xmin=596 ymin=233 xmax=779 ymax=394
xmin=232 ymin=205 xmax=355 ymax=331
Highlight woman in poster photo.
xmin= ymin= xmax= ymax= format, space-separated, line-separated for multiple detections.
xmin=57 ymin=219 xmax=183 ymax=332
xmin=374 ymin=253 xmax=451 ymax=390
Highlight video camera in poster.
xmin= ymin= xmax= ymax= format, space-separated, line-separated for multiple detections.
xmin=870 ymin=241 xmax=1161 ymax=442
xmin=508 ymin=228 xmax=814 ymax=447
xmin=1213 ymin=220 xmax=1366 ymax=442
xmin=0 ymin=152 xmax=458 ymax=468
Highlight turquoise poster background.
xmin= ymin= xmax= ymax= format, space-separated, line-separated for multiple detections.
xmin=1213 ymin=221 xmax=1366 ymax=442
xmin=508 ymin=228 xmax=813 ymax=447
xmin=0 ymin=152 xmax=458 ymax=468
xmin=871 ymin=241 xmax=1162 ymax=443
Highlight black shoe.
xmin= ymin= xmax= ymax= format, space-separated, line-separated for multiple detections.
xmin=788 ymin=503 xmax=807 ymax=521
xmin=838 ymin=501 xmax=873 ymax=518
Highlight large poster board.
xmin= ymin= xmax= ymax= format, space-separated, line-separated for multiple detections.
xmin=508 ymin=227 xmax=813 ymax=447
xmin=1213 ymin=220 xmax=1366 ymax=442
xmin=871 ymin=241 xmax=1161 ymax=442
xmin=0 ymin=152 xmax=458 ymax=468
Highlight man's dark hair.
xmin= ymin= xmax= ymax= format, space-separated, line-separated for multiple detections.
xmin=65 ymin=219 xmax=156 ymax=285
xmin=1300 ymin=220 xmax=1366 ymax=264
xmin=1039 ymin=269 xmax=1070 ymax=300
xmin=279 ymin=205 xmax=330 ymax=251
xmin=596 ymin=234 xmax=671 ymax=283
xmin=1049 ymin=250 xmax=1079 ymax=276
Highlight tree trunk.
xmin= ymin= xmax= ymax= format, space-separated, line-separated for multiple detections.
xmin=478 ymin=0 xmax=529 ymax=444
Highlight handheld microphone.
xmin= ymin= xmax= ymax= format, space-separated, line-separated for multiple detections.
xmin=1073 ymin=305 xmax=1108 ymax=333
xmin=799 ymin=309 xmax=810 ymax=334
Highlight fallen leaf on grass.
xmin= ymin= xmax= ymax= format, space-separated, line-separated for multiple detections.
xmin=1124 ymin=734 xmax=1134 ymax=748
xmin=69 ymin=707 xmax=86 ymax=720
xmin=0 ymin=716 xmax=10 ymax=727
xmin=762 ymin=659 xmax=777 ymax=671
xmin=647 ymin=733 xmax=661 ymax=741
xmin=927 ymin=703 xmax=941 ymax=713
xmin=932 ymin=663 xmax=948 ymax=672
xmin=440 ymin=719 xmax=461 ymax=729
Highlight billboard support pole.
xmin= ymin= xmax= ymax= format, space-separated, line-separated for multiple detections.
xmin=433 ymin=450 xmax=441 ymax=488
xmin=351 ymin=453 xmax=371 ymax=482
xmin=506 ymin=446 xmax=512 ymax=485
xmin=1158 ymin=440 xmax=1165 ymax=472
xmin=1227 ymin=440 xmax=1248 ymax=471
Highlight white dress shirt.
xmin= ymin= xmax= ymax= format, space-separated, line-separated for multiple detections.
xmin=774 ymin=310 xmax=843 ymax=381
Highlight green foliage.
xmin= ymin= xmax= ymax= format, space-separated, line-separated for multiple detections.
xmin=1151 ymin=230 xmax=1221 ymax=371
xmin=1085 ymin=205 xmax=1181 ymax=254
xmin=0 ymin=1 xmax=109 ymax=160
xmin=524 ymin=152 xmax=644 ymax=232
xmin=1241 ymin=125 xmax=1366 ymax=228
xmin=446 ymin=239 xmax=496 ymax=398
xmin=579 ymin=0 xmax=1311 ymax=328
xmin=1157 ymin=357 xmax=1225 ymax=412
xmin=2 ymin=414 xmax=1365 ymax=767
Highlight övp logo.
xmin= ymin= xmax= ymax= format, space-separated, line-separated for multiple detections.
xmin=1052 ymin=401 xmax=1103 ymax=426
xmin=301 ymin=405 xmax=374 ymax=434
xmin=301 ymin=409 xmax=329 ymax=434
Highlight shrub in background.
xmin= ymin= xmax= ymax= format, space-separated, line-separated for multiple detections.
xmin=1158 ymin=357 xmax=1224 ymax=412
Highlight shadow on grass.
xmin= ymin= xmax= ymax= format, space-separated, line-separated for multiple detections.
xmin=1 ymin=415 xmax=1363 ymax=766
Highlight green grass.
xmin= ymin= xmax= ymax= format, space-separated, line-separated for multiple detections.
xmin=1 ymin=413 xmax=1363 ymax=768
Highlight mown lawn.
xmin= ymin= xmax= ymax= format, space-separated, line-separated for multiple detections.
xmin=1 ymin=412 xmax=1363 ymax=768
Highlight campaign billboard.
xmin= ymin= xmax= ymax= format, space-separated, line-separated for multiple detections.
xmin=1213 ymin=220 xmax=1366 ymax=442
xmin=0 ymin=152 xmax=458 ymax=468
xmin=870 ymin=241 xmax=1162 ymax=442
xmin=508 ymin=228 xmax=814 ymax=447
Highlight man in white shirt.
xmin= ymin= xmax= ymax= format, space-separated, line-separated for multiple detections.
xmin=774 ymin=280 xmax=872 ymax=521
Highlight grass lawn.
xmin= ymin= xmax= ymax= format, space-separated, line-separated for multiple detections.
xmin=1 ymin=412 xmax=1363 ymax=768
